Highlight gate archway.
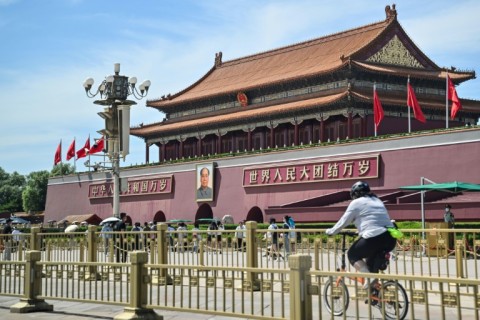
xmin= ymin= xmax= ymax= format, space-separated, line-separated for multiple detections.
xmin=246 ymin=206 xmax=263 ymax=223
xmin=195 ymin=203 xmax=213 ymax=221
xmin=153 ymin=210 xmax=166 ymax=223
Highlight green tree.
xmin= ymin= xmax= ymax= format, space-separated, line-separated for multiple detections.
xmin=22 ymin=170 xmax=49 ymax=212
xmin=0 ymin=168 xmax=26 ymax=213
xmin=50 ymin=163 xmax=75 ymax=177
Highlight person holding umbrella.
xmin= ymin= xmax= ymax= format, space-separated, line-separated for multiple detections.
xmin=64 ymin=221 xmax=79 ymax=250
xmin=101 ymin=222 xmax=114 ymax=256
xmin=114 ymin=213 xmax=128 ymax=262
xmin=2 ymin=219 xmax=13 ymax=261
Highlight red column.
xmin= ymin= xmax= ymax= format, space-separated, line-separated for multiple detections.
xmin=320 ymin=117 xmax=325 ymax=142
xmin=145 ymin=143 xmax=150 ymax=164
xmin=361 ymin=116 xmax=367 ymax=137
xmin=270 ymin=126 xmax=275 ymax=148
xmin=347 ymin=112 xmax=353 ymax=139
xmin=179 ymin=140 xmax=183 ymax=159
xmin=160 ymin=144 xmax=166 ymax=162
xmin=294 ymin=122 xmax=299 ymax=146
xmin=309 ymin=123 xmax=314 ymax=143
xmin=247 ymin=129 xmax=252 ymax=151
xmin=197 ymin=137 xmax=202 ymax=156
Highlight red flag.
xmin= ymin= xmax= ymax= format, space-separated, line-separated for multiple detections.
xmin=66 ymin=139 xmax=76 ymax=161
xmin=54 ymin=141 xmax=61 ymax=166
xmin=448 ymin=76 xmax=462 ymax=120
xmin=89 ymin=137 xmax=105 ymax=154
xmin=407 ymin=82 xmax=426 ymax=123
xmin=76 ymin=136 xmax=90 ymax=159
xmin=373 ymin=88 xmax=384 ymax=130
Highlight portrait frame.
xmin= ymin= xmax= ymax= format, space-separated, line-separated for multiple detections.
xmin=195 ymin=163 xmax=214 ymax=202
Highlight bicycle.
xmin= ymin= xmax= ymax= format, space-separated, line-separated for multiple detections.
xmin=323 ymin=231 xmax=409 ymax=319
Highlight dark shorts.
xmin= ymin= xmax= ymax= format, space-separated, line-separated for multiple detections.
xmin=347 ymin=231 xmax=396 ymax=270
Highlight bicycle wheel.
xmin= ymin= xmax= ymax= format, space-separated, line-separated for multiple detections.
xmin=323 ymin=278 xmax=349 ymax=316
xmin=378 ymin=281 xmax=409 ymax=320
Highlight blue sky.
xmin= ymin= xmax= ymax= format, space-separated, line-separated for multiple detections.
xmin=0 ymin=0 xmax=479 ymax=175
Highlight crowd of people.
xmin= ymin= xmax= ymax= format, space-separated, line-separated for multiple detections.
xmin=52 ymin=212 xmax=301 ymax=262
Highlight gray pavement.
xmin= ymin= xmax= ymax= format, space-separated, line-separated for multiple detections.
xmin=0 ymin=296 xmax=233 ymax=320
xmin=0 ymin=292 xmax=466 ymax=320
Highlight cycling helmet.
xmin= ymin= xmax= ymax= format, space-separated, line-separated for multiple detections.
xmin=350 ymin=181 xmax=371 ymax=199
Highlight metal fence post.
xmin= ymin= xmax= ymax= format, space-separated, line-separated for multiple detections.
xmin=29 ymin=227 xmax=41 ymax=251
xmin=314 ymin=238 xmax=322 ymax=270
xmin=114 ymin=251 xmax=162 ymax=320
xmin=85 ymin=225 xmax=100 ymax=280
xmin=244 ymin=221 xmax=260 ymax=291
xmin=152 ymin=223 xmax=172 ymax=285
xmin=199 ymin=240 xmax=205 ymax=266
xmin=11 ymin=250 xmax=53 ymax=313
xmin=455 ymin=239 xmax=464 ymax=278
xmin=289 ymin=255 xmax=313 ymax=320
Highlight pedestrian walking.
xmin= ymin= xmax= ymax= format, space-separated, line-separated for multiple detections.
xmin=2 ymin=219 xmax=13 ymax=261
xmin=192 ymin=222 xmax=201 ymax=253
xmin=235 ymin=221 xmax=246 ymax=251
xmin=101 ymin=222 xmax=113 ymax=256
xmin=114 ymin=212 xmax=128 ymax=262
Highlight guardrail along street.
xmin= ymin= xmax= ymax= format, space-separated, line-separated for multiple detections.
xmin=0 ymin=222 xmax=478 ymax=319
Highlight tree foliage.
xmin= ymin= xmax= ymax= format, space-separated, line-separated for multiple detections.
xmin=22 ymin=170 xmax=50 ymax=213
xmin=0 ymin=168 xmax=26 ymax=212
xmin=1 ymin=165 xmax=74 ymax=213
xmin=50 ymin=163 xmax=75 ymax=177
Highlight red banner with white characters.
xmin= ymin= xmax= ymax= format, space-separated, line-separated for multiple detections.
xmin=243 ymin=155 xmax=379 ymax=187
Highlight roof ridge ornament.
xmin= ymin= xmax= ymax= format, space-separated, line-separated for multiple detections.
xmin=215 ymin=51 xmax=223 ymax=67
xmin=385 ymin=4 xmax=397 ymax=21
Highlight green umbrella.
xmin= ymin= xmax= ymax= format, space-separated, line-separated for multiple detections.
xmin=400 ymin=180 xmax=480 ymax=236
xmin=400 ymin=181 xmax=480 ymax=193
xmin=196 ymin=218 xmax=220 ymax=223
xmin=168 ymin=219 xmax=192 ymax=223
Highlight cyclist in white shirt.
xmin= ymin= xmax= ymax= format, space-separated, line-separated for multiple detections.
xmin=326 ymin=181 xmax=396 ymax=276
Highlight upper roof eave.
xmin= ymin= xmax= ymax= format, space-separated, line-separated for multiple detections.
xmin=351 ymin=91 xmax=480 ymax=112
xmin=352 ymin=61 xmax=475 ymax=82
xmin=133 ymin=92 xmax=349 ymax=138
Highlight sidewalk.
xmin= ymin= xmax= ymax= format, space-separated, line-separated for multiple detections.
xmin=0 ymin=296 xmax=234 ymax=320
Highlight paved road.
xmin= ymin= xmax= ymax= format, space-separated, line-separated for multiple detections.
xmin=0 ymin=295 xmax=239 ymax=320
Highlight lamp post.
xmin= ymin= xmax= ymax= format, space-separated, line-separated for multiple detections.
xmin=83 ymin=63 xmax=151 ymax=217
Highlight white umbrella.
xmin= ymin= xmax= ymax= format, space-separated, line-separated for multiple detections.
xmin=64 ymin=225 xmax=79 ymax=233
xmin=100 ymin=217 xmax=121 ymax=226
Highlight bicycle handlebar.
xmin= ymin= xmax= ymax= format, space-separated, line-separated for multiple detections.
xmin=337 ymin=231 xmax=358 ymax=237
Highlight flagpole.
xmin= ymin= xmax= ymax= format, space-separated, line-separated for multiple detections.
xmin=73 ymin=137 xmax=76 ymax=173
xmin=374 ymin=83 xmax=377 ymax=137
xmin=87 ymin=134 xmax=91 ymax=172
xmin=407 ymin=76 xmax=411 ymax=133
xmin=60 ymin=139 xmax=63 ymax=176
xmin=446 ymin=72 xmax=449 ymax=129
